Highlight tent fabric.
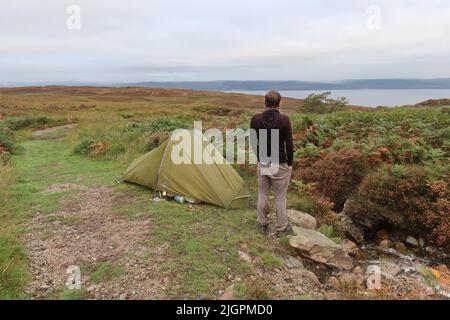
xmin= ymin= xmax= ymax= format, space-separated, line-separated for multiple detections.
xmin=123 ymin=131 xmax=250 ymax=209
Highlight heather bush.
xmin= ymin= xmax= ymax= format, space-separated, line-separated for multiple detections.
xmin=3 ymin=116 xmax=67 ymax=130
xmin=299 ymin=92 xmax=348 ymax=114
xmin=289 ymin=179 xmax=341 ymax=228
xmin=345 ymin=165 xmax=450 ymax=249
xmin=299 ymin=149 xmax=368 ymax=212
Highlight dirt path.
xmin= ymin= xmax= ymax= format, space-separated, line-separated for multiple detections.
xmin=20 ymin=127 xmax=167 ymax=299
xmin=24 ymin=186 xmax=167 ymax=299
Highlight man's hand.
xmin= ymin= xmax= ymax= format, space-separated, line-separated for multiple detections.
xmin=288 ymin=166 xmax=293 ymax=170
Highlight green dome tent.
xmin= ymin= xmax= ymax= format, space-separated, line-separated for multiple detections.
xmin=123 ymin=131 xmax=250 ymax=209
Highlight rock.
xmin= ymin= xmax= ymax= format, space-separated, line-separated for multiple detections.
xmin=406 ymin=236 xmax=419 ymax=247
xmin=425 ymin=246 xmax=437 ymax=255
xmin=380 ymin=260 xmax=401 ymax=278
xmin=338 ymin=272 xmax=360 ymax=287
xmin=375 ymin=229 xmax=390 ymax=241
xmin=290 ymin=269 xmax=321 ymax=285
xmin=284 ymin=256 xmax=304 ymax=269
xmin=219 ymin=284 xmax=235 ymax=300
xmin=341 ymin=239 xmax=359 ymax=255
xmin=237 ymin=250 xmax=252 ymax=263
xmin=394 ymin=241 xmax=408 ymax=254
xmin=379 ymin=239 xmax=394 ymax=249
xmin=353 ymin=266 xmax=363 ymax=274
xmin=289 ymin=227 xmax=353 ymax=270
xmin=326 ymin=276 xmax=340 ymax=289
xmin=418 ymin=238 xmax=425 ymax=248
xmin=324 ymin=291 xmax=340 ymax=300
xmin=119 ymin=293 xmax=128 ymax=300
xmin=287 ymin=209 xmax=317 ymax=230
xmin=339 ymin=214 xmax=364 ymax=243
xmin=87 ymin=284 xmax=98 ymax=292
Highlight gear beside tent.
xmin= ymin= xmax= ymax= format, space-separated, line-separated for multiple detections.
xmin=123 ymin=130 xmax=250 ymax=209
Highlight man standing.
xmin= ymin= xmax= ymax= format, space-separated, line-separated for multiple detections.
xmin=250 ymin=90 xmax=294 ymax=237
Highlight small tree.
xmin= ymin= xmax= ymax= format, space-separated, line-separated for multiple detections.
xmin=300 ymin=92 xmax=349 ymax=114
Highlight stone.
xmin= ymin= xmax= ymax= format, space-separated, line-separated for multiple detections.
xmin=119 ymin=293 xmax=128 ymax=300
xmin=219 ymin=284 xmax=234 ymax=300
xmin=418 ymin=238 xmax=425 ymax=248
xmin=380 ymin=260 xmax=401 ymax=277
xmin=341 ymin=239 xmax=359 ymax=255
xmin=290 ymin=269 xmax=321 ymax=285
xmin=284 ymin=256 xmax=304 ymax=269
xmin=353 ymin=266 xmax=363 ymax=274
xmin=406 ymin=236 xmax=419 ymax=247
xmin=375 ymin=229 xmax=390 ymax=241
xmin=324 ymin=291 xmax=340 ymax=300
xmin=379 ymin=239 xmax=394 ymax=249
xmin=289 ymin=227 xmax=353 ymax=270
xmin=338 ymin=272 xmax=360 ymax=287
xmin=394 ymin=241 xmax=408 ymax=254
xmin=287 ymin=209 xmax=317 ymax=230
xmin=237 ymin=250 xmax=252 ymax=263
xmin=425 ymin=246 xmax=437 ymax=255
xmin=326 ymin=276 xmax=340 ymax=289
xmin=340 ymin=214 xmax=364 ymax=243
xmin=87 ymin=284 xmax=99 ymax=292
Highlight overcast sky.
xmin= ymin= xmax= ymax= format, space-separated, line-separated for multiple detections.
xmin=1 ymin=0 xmax=450 ymax=83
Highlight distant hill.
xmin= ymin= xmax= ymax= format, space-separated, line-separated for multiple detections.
xmin=123 ymin=79 xmax=450 ymax=91
xmin=2 ymin=78 xmax=450 ymax=90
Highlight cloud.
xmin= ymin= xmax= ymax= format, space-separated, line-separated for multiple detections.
xmin=1 ymin=0 xmax=450 ymax=82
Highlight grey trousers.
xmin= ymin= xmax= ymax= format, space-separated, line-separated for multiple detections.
xmin=257 ymin=163 xmax=292 ymax=232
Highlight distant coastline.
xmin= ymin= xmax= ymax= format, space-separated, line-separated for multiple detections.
xmin=3 ymin=78 xmax=450 ymax=90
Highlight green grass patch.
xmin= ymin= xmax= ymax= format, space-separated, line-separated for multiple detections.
xmin=48 ymin=288 xmax=89 ymax=300
xmin=0 ymin=160 xmax=29 ymax=299
xmin=139 ymin=200 xmax=279 ymax=298
xmin=89 ymin=262 xmax=124 ymax=284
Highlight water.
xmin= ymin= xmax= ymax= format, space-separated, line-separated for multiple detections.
xmin=227 ymin=89 xmax=450 ymax=107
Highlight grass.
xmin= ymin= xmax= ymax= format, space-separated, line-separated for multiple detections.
xmin=48 ymin=288 xmax=89 ymax=300
xmin=318 ymin=224 xmax=343 ymax=244
xmin=143 ymin=201 xmax=259 ymax=298
xmin=89 ymin=262 xmax=124 ymax=284
xmin=0 ymin=159 xmax=29 ymax=299
xmin=233 ymin=277 xmax=272 ymax=300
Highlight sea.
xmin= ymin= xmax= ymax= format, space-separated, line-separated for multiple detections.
xmin=227 ymin=89 xmax=450 ymax=107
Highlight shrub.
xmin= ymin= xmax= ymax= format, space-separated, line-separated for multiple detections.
xmin=299 ymin=149 xmax=368 ymax=212
xmin=345 ymin=165 xmax=450 ymax=249
xmin=0 ymin=127 xmax=15 ymax=154
xmin=290 ymin=180 xmax=336 ymax=225
xmin=234 ymin=277 xmax=272 ymax=300
xmin=144 ymin=132 xmax=170 ymax=152
xmin=127 ymin=116 xmax=188 ymax=134
xmin=3 ymin=116 xmax=66 ymax=130
xmin=193 ymin=105 xmax=232 ymax=116
xmin=73 ymin=137 xmax=97 ymax=155
xmin=299 ymin=92 xmax=349 ymax=114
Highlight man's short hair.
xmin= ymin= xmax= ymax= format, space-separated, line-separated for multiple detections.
xmin=265 ymin=90 xmax=282 ymax=108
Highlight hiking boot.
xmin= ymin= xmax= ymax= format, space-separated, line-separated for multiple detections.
xmin=276 ymin=224 xmax=295 ymax=237
xmin=258 ymin=224 xmax=269 ymax=235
